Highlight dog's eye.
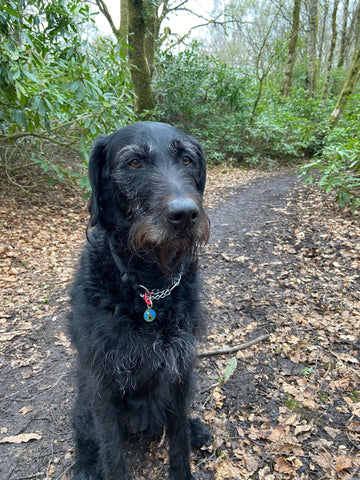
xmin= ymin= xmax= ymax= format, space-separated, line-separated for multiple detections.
xmin=182 ymin=156 xmax=192 ymax=166
xmin=128 ymin=158 xmax=142 ymax=169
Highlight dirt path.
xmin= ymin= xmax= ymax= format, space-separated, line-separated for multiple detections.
xmin=0 ymin=169 xmax=359 ymax=480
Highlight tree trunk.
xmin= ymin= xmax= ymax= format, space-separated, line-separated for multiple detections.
xmin=306 ymin=0 xmax=318 ymax=96
xmin=337 ymin=0 xmax=350 ymax=68
xmin=354 ymin=2 xmax=360 ymax=54
xmin=330 ymin=45 xmax=360 ymax=125
xmin=127 ymin=0 xmax=155 ymax=115
xmin=144 ymin=2 xmax=159 ymax=78
xmin=280 ymin=0 xmax=301 ymax=97
xmin=120 ymin=0 xmax=128 ymax=39
xmin=322 ymin=0 xmax=340 ymax=100
xmin=318 ymin=0 xmax=328 ymax=67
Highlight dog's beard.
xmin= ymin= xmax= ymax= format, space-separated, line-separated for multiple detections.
xmin=128 ymin=214 xmax=210 ymax=274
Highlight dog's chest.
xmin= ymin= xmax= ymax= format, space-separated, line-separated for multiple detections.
xmin=114 ymin=322 xmax=196 ymax=392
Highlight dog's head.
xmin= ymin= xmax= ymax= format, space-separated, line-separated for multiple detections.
xmin=88 ymin=121 xmax=209 ymax=270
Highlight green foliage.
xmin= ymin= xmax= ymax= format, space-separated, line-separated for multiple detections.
xmin=223 ymin=357 xmax=238 ymax=381
xmin=300 ymin=95 xmax=360 ymax=212
xmin=153 ymin=43 xmax=359 ymax=211
xmin=152 ymin=42 xmax=253 ymax=165
xmin=152 ymin=44 xmax=330 ymax=168
xmin=1 ymin=2 xmax=358 ymax=212
xmin=216 ymin=357 xmax=238 ymax=384
xmin=302 ymin=366 xmax=315 ymax=378
xmin=0 ymin=0 xmax=134 ymax=188
xmin=244 ymin=88 xmax=332 ymax=164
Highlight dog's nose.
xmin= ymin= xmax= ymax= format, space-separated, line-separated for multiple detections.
xmin=167 ymin=198 xmax=199 ymax=230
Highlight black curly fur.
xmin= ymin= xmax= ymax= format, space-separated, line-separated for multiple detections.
xmin=69 ymin=122 xmax=212 ymax=480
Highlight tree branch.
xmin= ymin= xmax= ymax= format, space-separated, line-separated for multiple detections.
xmin=94 ymin=0 xmax=120 ymax=38
xmin=198 ymin=334 xmax=270 ymax=358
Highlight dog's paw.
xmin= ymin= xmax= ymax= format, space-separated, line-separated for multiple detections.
xmin=189 ymin=417 xmax=213 ymax=449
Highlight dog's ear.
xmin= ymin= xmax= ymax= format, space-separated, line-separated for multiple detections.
xmin=88 ymin=135 xmax=111 ymax=227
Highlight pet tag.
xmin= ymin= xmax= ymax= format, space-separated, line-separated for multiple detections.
xmin=143 ymin=291 xmax=156 ymax=322
xmin=144 ymin=308 xmax=156 ymax=322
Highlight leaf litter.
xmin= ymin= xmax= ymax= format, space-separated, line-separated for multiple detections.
xmin=0 ymin=167 xmax=359 ymax=479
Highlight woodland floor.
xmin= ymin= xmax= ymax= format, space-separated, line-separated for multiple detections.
xmin=0 ymin=167 xmax=359 ymax=480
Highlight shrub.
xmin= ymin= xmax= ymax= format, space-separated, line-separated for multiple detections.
xmin=152 ymin=44 xmax=332 ymax=168
xmin=152 ymin=42 xmax=253 ymax=165
xmin=300 ymin=98 xmax=360 ymax=212
xmin=0 ymin=0 xmax=134 ymax=189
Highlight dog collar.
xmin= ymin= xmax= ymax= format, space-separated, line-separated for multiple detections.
xmin=139 ymin=272 xmax=182 ymax=322
xmin=109 ymin=237 xmax=183 ymax=322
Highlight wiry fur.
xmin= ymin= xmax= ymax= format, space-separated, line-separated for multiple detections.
xmin=69 ymin=122 xmax=212 ymax=480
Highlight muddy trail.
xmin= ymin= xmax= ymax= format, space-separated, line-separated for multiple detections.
xmin=0 ymin=169 xmax=359 ymax=480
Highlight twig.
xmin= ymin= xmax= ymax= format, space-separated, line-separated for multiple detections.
xmin=198 ymin=334 xmax=270 ymax=357
xmin=54 ymin=464 xmax=73 ymax=480
xmin=12 ymin=473 xmax=45 ymax=480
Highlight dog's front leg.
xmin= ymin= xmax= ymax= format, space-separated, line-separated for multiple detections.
xmin=167 ymin=384 xmax=194 ymax=480
xmin=92 ymin=397 xmax=131 ymax=480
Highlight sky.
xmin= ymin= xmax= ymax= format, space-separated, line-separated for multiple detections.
xmin=95 ymin=0 xmax=215 ymax=38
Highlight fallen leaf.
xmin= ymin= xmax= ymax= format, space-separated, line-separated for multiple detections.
xmin=285 ymin=413 xmax=299 ymax=426
xmin=347 ymin=419 xmax=360 ymax=432
xmin=334 ymin=352 xmax=359 ymax=364
xmin=0 ymin=433 xmax=42 ymax=444
xmin=212 ymin=299 xmax=225 ymax=307
xmin=313 ymin=452 xmax=333 ymax=471
xmin=267 ymin=427 xmax=287 ymax=442
xmin=335 ymin=456 xmax=352 ymax=473
xmin=324 ymin=426 xmax=341 ymax=438
xmin=214 ymin=460 xmax=244 ymax=480
xmin=54 ymin=330 xmax=71 ymax=348
xmin=274 ymin=457 xmax=294 ymax=474
xmin=19 ymin=406 xmax=34 ymax=416
xmin=294 ymin=423 xmax=313 ymax=435
xmin=244 ymin=454 xmax=259 ymax=472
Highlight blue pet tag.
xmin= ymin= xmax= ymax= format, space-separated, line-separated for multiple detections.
xmin=144 ymin=308 xmax=156 ymax=322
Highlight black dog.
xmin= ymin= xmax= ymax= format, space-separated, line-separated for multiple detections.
xmin=69 ymin=121 xmax=212 ymax=480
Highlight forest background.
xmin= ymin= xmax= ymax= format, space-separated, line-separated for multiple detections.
xmin=0 ymin=0 xmax=360 ymax=210
xmin=1 ymin=2 xmax=360 ymax=478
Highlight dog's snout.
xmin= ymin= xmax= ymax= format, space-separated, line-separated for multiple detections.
xmin=167 ymin=198 xmax=199 ymax=230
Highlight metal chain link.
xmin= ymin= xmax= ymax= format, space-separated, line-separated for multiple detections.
xmin=139 ymin=272 xmax=182 ymax=301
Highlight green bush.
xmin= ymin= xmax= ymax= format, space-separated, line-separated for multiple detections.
xmin=152 ymin=42 xmax=253 ymax=165
xmin=0 ymin=0 xmax=134 ymax=188
xmin=152 ymin=44 xmax=333 ymax=168
xmin=300 ymin=96 xmax=360 ymax=212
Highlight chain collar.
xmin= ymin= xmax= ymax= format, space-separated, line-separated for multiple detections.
xmin=138 ymin=271 xmax=182 ymax=301
xmin=138 ymin=271 xmax=183 ymax=322
xmin=109 ymin=237 xmax=183 ymax=322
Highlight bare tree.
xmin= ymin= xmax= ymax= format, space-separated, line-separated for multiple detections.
xmin=318 ymin=0 xmax=329 ymax=67
xmin=330 ymin=38 xmax=360 ymax=125
xmin=322 ymin=0 xmax=340 ymax=100
xmin=95 ymin=0 xmax=121 ymax=38
xmin=280 ymin=0 xmax=302 ymax=96
xmin=337 ymin=0 xmax=350 ymax=68
xmin=248 ymin=6 xmax=284 ymax=117
xmin=306 ymin=0 xmax=319 ymax=96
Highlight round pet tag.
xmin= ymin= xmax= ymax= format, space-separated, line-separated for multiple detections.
xmin=144 ymin=309 xmax=156 ymax=322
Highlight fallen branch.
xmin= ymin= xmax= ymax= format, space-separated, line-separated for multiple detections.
xmin=198 ymin=333 xmax=270 ymax=357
